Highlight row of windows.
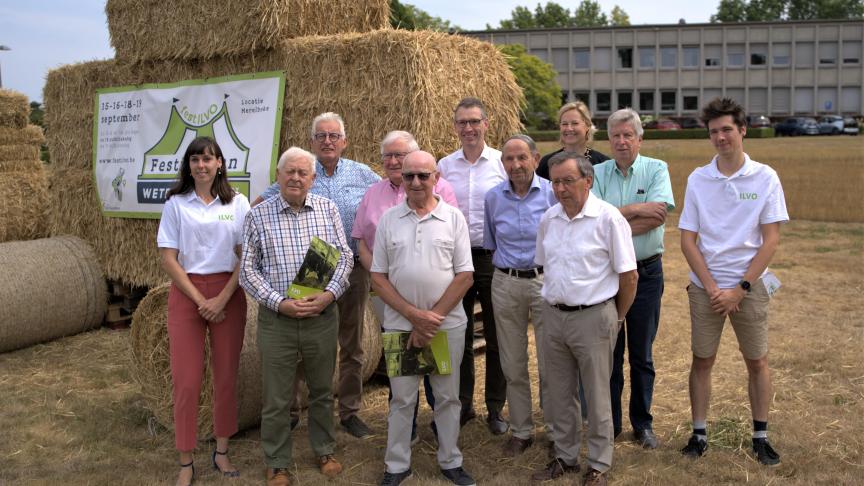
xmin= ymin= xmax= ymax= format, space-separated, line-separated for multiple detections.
xmin=532 ymin=41 xmax=863 ymax=72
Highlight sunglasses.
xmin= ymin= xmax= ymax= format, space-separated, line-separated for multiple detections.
xmin=402 ymin=172 xmax=433 ymax=182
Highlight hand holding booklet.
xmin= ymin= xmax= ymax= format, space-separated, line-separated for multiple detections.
xmin=287 ymin=236 xmax=340 ymax=299
xmin=382 ymin=331 xmax=451 ymax=378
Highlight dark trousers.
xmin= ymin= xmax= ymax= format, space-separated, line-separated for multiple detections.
xmin=610 ymin=256 xmax=664 ymax=434
xmin=459 ymin=250 xmax=506 ymax=414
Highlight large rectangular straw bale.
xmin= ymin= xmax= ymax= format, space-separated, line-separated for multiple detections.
xmin=0 ymin=125 xmax=44 ymax=145
xmin=0 ymin=159 xmax=43 ymax=172
xmin=45 ymin=29 xmax=524 ymax=286
xmin=0 ymin=89 xmax=29 ymax=129
xmin=0 ymin=144 xmax=41 ymax=163
xmin=0 ymin=167 xmax=49 ymax=242
xmin=106 ymin=0 xmax=390 ymax=62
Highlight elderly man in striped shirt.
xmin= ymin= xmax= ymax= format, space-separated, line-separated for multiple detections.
xmin=240 ymin=146 xmax=353 ymax=486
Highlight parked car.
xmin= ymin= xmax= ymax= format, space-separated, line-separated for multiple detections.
xmin=843 ymin=117 xmax=860 ymax=135
xmin=746 ymin=115 xmax=771 ymax=128
xmin=643 ymin=119 xmax=681 ymax=130
xmin=818 ymin=115 xmax=844 ymax=135
xmin=774 ymin=117 xmax=820 ymax=136
xmin=676 ymin=117 xmax=705 ymax=129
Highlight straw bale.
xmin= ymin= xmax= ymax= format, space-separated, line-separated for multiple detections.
xmin=0 ymin=144 xmax=41 ymax=163
xmin=0 ymin=89 xmax=29 ymax=129
xmin=45 ymin=29 xmax=523 ymax=285
xmin=0 ymin=125 xmax=45 ymax=146
xmin=0 ymin=236 xmax=107 ymax=353
xmin=130 ymin=285 xmax=382 ymax=436
xmin=0 ymin=167 xmax=50 ymax=242
xmin=0 ymin=158 xmax=43 ymax=173
xmin=106 ymin=0 xmax=390 ymax=62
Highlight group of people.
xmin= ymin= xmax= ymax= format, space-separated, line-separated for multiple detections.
xmin=156 ymin=95 xmax=788 ymax=486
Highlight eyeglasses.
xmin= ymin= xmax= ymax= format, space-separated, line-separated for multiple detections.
xmin=382 ymin=152 xmax=409 ymax=162
xmin=402 ymin=172 xmax=433 ymax=182
xmin=455 ymin=118 xmax=484 ymax=129
xmin=312 ymin=132 xmax=343 ymax=143
xmin=550 ymin=176 xmax=584 ymax=187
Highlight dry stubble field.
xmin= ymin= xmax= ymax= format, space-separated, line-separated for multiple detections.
xmin=0 ymin=137 xmax=862 ymax=485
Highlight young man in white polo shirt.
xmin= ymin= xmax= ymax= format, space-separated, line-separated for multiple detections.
xmin=678 ymin=97 xmax=789 ymax=466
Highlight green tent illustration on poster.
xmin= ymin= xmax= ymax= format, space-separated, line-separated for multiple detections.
xmin=137 ymin=98 xmax=251 ymax=202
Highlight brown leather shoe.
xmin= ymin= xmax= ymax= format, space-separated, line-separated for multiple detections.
xmin=266 ymin=468 xmax=290 ymax=486
xmin=502 ymin=436 xmax=534 ymax=457
xmin=530 ymin=458 xmax=579 ymax=481
xmin=318 ymin=454 xmax=342 ymax=478
xmin=583 ymin=468 xmax=607 ymax=486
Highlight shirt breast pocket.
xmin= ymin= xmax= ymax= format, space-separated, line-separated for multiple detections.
xmin=386 ymin=240 xmax=409 ymax=269
xmin=431 ymin=238 xmax=455 ymax=270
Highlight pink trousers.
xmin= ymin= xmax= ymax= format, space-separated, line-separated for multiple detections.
xmin=167 ymin=273 xmax=246 ymax=451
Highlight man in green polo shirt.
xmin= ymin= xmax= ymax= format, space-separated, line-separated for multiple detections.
xmin=591 ymin=108 xmax=675 ymax=449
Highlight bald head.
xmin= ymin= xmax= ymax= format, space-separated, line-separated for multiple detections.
xmin=401 ymin=150 xmax=439 ymax=209
xmin=403 ymin=150 xmax=437 ymax=173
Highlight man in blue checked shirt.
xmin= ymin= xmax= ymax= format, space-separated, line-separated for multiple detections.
xmin=482 ymin=135 xmax=557 ymax=457
xmin=255 ymin=112 xmax=380 ymax=439
xmin=240 ymin=146 xmax=353 ymax=484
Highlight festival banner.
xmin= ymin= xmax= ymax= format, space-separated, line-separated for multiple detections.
xmin=92 ymin=71 xmax=285 ymax=218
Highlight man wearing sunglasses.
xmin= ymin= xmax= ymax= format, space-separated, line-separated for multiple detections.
xmin=437 ymin=97 xmax=509 ymax=436
xmin=256 ymin=112 xmax=381 ymax=439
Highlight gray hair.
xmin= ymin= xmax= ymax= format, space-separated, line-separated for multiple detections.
xmin=548 ymin=151 xmax=594 ymax=180
xmin=607 ymin=108 xmax=644 ymax=138
xmin=310 ymin=112 xmax=346 ymax=138
xmin=277 ymin=146 xmax=316 ymax=172
xmin=454 ymin=97 xmax=488 ymax=119
xmin=503 ymin=134 xmax=539 ymax=155
xmin=380 ymin=130 xmax=420 ymax=154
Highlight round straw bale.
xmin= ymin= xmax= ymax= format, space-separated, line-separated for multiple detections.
xmin=0 ymin=236 xmax=107 ymax=353
xmin=0 ymin=89 xmax=30 ymax=129
xmin=130 ymin=286 xmax=382 ymax=435
xmin=0 ymin=167 xmax=50 ymax=242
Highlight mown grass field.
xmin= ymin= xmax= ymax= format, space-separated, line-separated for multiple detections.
xmin=0 ymin=137 xmax=862 ymax=485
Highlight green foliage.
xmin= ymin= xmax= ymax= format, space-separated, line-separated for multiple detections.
xmin=711 ymin=0 xmax=863 ymax=22
xmin=498 ymin=44 xmax=561 ymax=129
xmin=497 ymin=6 xmax=537 ymax=29
xmin=610 ymin=5 xmax=631 ymax=26
xmin=535 ymin=2 xmax=571 ymax=27
xmin=572 ymin=0 xmax=609 ymax=27
xmin=390 ymin=0 xmax=458 ymax=31
xmin=491 ymin=1 xmax=630 ymax=29
xmin=711 ymin=0 xmax=748 ymax=21
xmin=29 ymin=101 xmax=43 ymax=127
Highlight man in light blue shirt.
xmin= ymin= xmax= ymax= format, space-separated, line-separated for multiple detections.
xmin=483 ymin=135 xmax=557 ymax=457
xmin=592 ymin=108 xmax=675 ymax=449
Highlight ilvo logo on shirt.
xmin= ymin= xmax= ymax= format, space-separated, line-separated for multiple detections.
xmin=740 ymin=192 xmax=759 ymax=200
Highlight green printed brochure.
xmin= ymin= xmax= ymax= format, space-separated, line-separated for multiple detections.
xmin=382 ymin=331 xmax=451 ymax=378
xmin=287 ymin=236 xmax=340 ymax=299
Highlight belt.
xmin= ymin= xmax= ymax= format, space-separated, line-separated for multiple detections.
xmin=471 ymin=247 xmax=493 ymax=255
xmin=551 ymin=298 xmax=613 ymax=312
xmin=637 ymin=253 xmax=661 ymax=268
xmin=496 ymin=266 xmax=543 ymax=279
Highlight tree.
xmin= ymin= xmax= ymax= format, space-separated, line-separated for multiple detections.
xmin=534 ymin=2 xmax=571 ymax=27
xmin=745 ymin=0 xmax=787 ymax=21
xmin=29 ymin=101 xmax=43 ymax=127
xmin=390 ymin=0 xmax=458 ymax=31
xmin=711 ymin=0 xmax=863 ymax=22
xmin=610 ymin=5 xmax=631 ymax=26
xmin=497 ymin=44 xmax=561 ymax=129
xmin=710 ymin=0 xmax=748 ymax=22
xmin=788 ymin=0 xmax=863 ymax=19
xmin=498 ymin=6 xmax=537 ymax=29
xmin=572 ymin=0 xmax=608 ymax=27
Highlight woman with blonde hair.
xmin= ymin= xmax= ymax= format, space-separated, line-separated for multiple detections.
xmin=536 ymin=100 xmax=609 ymax=179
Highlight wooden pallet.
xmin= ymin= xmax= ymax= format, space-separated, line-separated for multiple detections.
xmin=104 ymin=280 xmax=149 ymax=329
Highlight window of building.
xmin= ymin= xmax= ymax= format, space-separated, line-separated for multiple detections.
xmin=594 ymin=47 xmax=612 ymax=71
xmin=561 ymin=91 xmax=570 ymax=104
xmin=683 ymin=46 xmax=699 ymax=67
xmin=530 ymin=48 xmax=549 ymax=62
xmin=726 ymin=88 xmax=745 ymax=106
xmin=704 ymin=45 xmax=721 ymax=67
xmin=843 ymin=41 xmax=861 ymax=64
xmin=796 ymin=42 xmax=814 ymax=67
xmin=639 ymin=91 xmax=655 ymax=111
xmin=773 ymin=43 xmax=790 ymax=66
xmin=639 ymin=47 xmax=655 ymax=68
xmin=573 ymin=92 xmax=590 ymax=103
xmin=682 ymin=94 xmax=699 ymax=111
xmin=661 ymin=91 xmax=676 ymax=111
xmin=750 ymin=43 xmax=767 ymax=65
xmin=617 ymin=47 xmax=633 ymax=69
xmin=596 ymin=91 xmax=612 ymax=112
xmin=617 ymin=92 xmax=633 ymax=109
xmin=573 ymin=48 xmax=590 ymax=69
xmin=727 ymin=44 xmax=745 ymax=67
xmin=551 ymin=48 xmax=570 ymax=72
xmin=819 ymin=42 xmax=837 ymax=65
xmin=661 ymin=47 xmax=677 ymax=68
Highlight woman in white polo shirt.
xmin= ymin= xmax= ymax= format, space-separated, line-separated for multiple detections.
xmin=156 ymin=136 xmax=250 ymax=485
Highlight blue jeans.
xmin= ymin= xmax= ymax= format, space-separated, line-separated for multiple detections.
xmin=610 ymin=256 xmax=664 ymax=434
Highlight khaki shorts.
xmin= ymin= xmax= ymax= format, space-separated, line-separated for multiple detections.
xmin=687 ymin=280 xmax=771 ymax=360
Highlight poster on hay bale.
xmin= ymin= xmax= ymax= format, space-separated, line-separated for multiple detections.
xmin=92 ymin=72 xmax=285 ymax=218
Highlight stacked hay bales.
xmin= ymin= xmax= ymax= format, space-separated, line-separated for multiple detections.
xmin=131 ymin=284 xmax=382 ymax=435
xmin=0 ymin=89 xmax=49 ymax=243
xmin=0 ymin=236 xmax=107 ymax=353
xmin=45 ymin=29 xmax=524 ymax=287
xmin=106 ymin=0 xmax=391 ymax=62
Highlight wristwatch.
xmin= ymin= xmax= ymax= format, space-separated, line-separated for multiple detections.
xmin=738 ymin=280 xmax=752 ymax=293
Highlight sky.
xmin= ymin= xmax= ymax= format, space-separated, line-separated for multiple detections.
xmin=0 ymin=0 xmax=719 ymax=103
